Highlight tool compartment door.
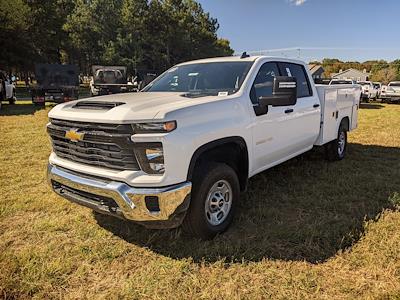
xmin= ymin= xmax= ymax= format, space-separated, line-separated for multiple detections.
xmin=314 ymin=85 xmax=338 ymax=145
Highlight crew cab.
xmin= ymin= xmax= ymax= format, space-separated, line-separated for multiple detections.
xmin=47 ymin=55 xmax=360 ymax=239
xmin=358 ymin=81 xmax=377 ymax=101
xmin=381 ymin=81 xmax=400 ymax=102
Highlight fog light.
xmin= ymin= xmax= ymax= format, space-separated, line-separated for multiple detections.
xmin=146 ymin=148 xmax=164 ymax=173
xmin=135 ymin=142 xmax=165 ymax=174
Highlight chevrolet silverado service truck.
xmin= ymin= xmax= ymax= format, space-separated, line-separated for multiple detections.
xmin=47 ymin=55 xmax=361 ymax=239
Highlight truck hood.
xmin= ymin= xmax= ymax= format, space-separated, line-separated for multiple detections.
xmin=48 ymin=92 xmax=219 ymax=123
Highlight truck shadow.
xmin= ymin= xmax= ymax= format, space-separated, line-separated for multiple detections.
xmin=359 ymin=103 xmax=385 ymax=109
xmin=94 ymin=143 xmax=400 ymax=263
xmin=0 ymin=103 xmax=51 ymax=116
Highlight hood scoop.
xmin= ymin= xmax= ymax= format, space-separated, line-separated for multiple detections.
xmin=73 ymin=101 xmax=125 ymax=110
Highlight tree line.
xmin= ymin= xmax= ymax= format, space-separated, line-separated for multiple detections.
xmin=311 ymin=58 xmax=400 ymax=83
xmin=0 ymin=0 xmax=233 ymax=76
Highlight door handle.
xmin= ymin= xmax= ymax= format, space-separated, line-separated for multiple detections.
xmin=313 ymin=104 xmax=320 ymax=108
xmin=284 ymin=108 xmax=294 ymax=114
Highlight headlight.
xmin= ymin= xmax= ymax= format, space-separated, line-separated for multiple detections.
xmin=134 ymin=142 xmax=165 ymax=174
xmin=133 ymin=121 xmax=176 ymax=134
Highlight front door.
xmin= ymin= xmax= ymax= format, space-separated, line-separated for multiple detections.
xmin=250 ymin=62 xmax=299 ymax=173
xmin=250 ymin=62 xmax=320 ymax=175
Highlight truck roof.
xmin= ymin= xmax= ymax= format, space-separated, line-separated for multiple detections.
xmin=177 ymin=55 xmax=306 ymax=66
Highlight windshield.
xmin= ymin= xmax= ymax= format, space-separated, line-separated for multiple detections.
xmin=389 ymin=82 xmax=400 ymax=87
xmin=143 ymin=62 xmax=253 ymax=96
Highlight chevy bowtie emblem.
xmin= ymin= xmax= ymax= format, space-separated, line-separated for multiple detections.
xmin=65 ymin=129 xmax=84 ymax=142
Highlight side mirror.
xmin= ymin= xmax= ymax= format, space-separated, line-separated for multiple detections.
xmin=259 ymin=76 xmax=297 ymax=107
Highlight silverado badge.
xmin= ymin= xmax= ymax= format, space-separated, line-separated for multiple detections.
xmin=65 ymin=129 xmax=84 ymax=142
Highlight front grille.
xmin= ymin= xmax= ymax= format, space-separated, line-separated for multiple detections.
xmin=47 ymin=118 xmax=140 ymax=171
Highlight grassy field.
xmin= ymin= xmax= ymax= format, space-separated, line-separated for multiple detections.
xmin=0 ymin=101 xmax=399 ymax=299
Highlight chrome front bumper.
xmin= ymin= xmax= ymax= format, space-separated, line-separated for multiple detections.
xmin=47 ymin=164 xmax=192 ymax=225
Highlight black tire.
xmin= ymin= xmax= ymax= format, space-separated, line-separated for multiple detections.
xmin=182 ymin=162 xmax=240 ymax=240
xmin=325 ymin=122 xmax=347 ymax=161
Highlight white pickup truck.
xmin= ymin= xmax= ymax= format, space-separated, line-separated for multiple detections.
xmin=358 ymin=81 xmax=378 ymax=101
xmin=47 ymin=55 xmax=360 ymax=239
xmin=381 ymin=81 xmax=400 ymax=103
xmin=0 ymin=72 xmax=16 ymax=109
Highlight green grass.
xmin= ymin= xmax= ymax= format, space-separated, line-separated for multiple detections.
xmin=0 ymin=102 xmax=399 ymax=299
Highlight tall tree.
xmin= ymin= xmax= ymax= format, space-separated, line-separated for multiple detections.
xmin=0 ymin=0 xmax=32 ymax=71
xmin=2 ymin=0 xmax=234 ymax=75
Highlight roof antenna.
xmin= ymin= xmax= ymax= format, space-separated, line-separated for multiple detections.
xmin=240 ymin=51 xmax=250 ymax=59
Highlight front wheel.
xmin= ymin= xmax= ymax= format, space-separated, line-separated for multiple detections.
xmin=182 ymin=163 xmax=239 ymax=240
xmin=325 ymin=123 xmax=347 ymax=161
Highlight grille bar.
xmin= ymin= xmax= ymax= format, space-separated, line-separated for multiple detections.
xmin=48 ymin=119 xmax=140 ymax=171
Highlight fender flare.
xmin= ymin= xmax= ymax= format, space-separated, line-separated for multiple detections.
xmin=186 ymin=136 xmax=249 ymax=190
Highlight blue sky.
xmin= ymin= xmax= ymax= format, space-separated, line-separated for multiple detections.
xmin=197 ymin=0 xmax=400 ymax=62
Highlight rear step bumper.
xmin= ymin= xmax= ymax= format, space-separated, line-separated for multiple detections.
xmin=47 ymin=163 xmax=192 ymax=226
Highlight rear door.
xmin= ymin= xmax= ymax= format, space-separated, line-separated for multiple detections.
xmin=277 ymin=62 xmax=321 ymax=150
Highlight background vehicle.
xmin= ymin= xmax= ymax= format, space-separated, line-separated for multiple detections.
xmin=47 ymin=55 xmax=360 ymax=239
xmin=381 ymin=81 xmax=400 ymax=102
xmin=373 ymin=82 xmax=382 ymax=98
xmin=90 ymin=66 xmax=136 ymax=96
xmin=358 ymin=81 xmax=377 ymax=101
xmin=0 ymin=71 xmax=16 ymax=109
xmin=31 ymin=64 xmax=79 ymax=106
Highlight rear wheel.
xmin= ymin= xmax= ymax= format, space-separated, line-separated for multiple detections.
xmin=182 ymin=162 xmax=239 ymax=240
xmin=325 ymin=123 xmax=347 ymax=161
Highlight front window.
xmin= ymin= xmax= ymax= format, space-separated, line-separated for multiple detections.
xmin=389 ymin=82 xmax=400 ymax=87
xmin=143 ymin=62 xmax=253 ymax=96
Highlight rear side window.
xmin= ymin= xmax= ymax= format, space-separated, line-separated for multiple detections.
xmin=278 ymin=63 xmax=312 ymax=98
xmin=250 ymin=62 xmax=280 ymax=104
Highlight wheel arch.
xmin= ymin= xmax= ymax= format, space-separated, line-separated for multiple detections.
xmin=187 ymin=136 xmax=249 ymax=192
xmin=341 ymin=116 xmax=350 ymax=131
